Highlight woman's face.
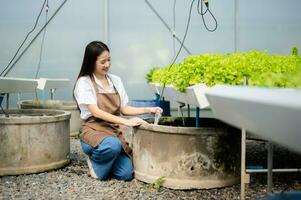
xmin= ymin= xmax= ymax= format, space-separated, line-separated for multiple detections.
xmin=94 ymin=50 xmax=111 ymax=76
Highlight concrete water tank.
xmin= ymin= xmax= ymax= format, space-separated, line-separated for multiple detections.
xmin=0 ymin=109 xmax=71 ymax=176
xmin=133 ymin=117 xmax=241 ymax=189
xmin=19 ymin=100 xmax=81 ymax=137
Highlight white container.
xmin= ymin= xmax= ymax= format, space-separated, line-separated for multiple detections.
xmin=149 ymin=83 xmax=210 ymax=108
xmin=206 ymin=85 xmax=301 ymax=153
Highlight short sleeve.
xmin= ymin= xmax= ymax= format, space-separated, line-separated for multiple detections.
xmin=119 ymin=81 xmax=129 ymax=108
xmin=74 ymin=77 xmax=97 ymax=106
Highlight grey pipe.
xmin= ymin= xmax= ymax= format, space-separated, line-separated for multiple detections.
xmin=246 ymin=168 xmax=301 ymax=173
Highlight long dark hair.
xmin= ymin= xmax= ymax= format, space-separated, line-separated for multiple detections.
xmin=73 ymin=41 xmax=110 ymax=108
xmin=77 ymin=41 xmax=110 ymax=79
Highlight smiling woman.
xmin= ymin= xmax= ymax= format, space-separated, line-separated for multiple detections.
xmin=73 ymin=41 xmax=163 ymax=181
xmin=94 ymin=50 xmax=111 ymax=79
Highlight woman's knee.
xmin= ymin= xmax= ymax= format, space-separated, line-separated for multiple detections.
xmin=103 ymin=136 xmax=122 ymax=154
xmin=93 ymin=136 xmax=122 ymax=160
xmin=80 ymin=140 xmax=93 ymax=156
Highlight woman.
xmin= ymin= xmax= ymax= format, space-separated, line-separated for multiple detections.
xmin=73 ymin=41 xmax=162 ymax=181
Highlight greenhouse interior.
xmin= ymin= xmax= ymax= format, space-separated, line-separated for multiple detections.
xmin=0 ymin=0 xmax=301 ymax=199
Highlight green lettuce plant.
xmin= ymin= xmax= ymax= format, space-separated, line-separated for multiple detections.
xmin=146 ymin=49 xmax=301 ymax=92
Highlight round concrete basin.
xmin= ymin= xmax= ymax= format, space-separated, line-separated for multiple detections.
xmin=133 ymin=117 xmax=241 ymax=189
xmin=19 ymin=100 xmax=82 ymax=137
xmin=0 ymin=109 xmax=71 ymax=176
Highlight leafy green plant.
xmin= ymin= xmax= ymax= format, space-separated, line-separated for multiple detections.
xmin=141 ymin=176 xmax=166 ymax=193
xmin=152 ymin=176 xmax=166 ymax=191
xmin=147 ymin=50 xmax=301 ymax=92
xmin=292 ymin=47 xmax=298 ymax=56
xmin=145 ymin=67 xmax=159 ymax=83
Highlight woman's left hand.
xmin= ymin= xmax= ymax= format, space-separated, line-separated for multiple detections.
xmin=147 ymin=107 xmax=163 ymax=114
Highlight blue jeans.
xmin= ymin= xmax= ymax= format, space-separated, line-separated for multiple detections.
xmin=80 ymin=136 xmax=133 ymax=181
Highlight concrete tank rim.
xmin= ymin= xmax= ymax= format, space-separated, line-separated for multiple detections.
xmin=134 ymin=122 xmax=231 ymax=136
xmin=18 ymin=99 xmax=78 ymax=110
xmin=0 ymin=109 xmax=71 ymax=124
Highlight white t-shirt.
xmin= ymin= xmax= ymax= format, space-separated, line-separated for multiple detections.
xmin=74 ymin=74 xmax=129 ymax=120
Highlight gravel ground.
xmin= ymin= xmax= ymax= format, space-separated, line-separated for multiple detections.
xmin=1 ymin=139 xmax=301 ymax=200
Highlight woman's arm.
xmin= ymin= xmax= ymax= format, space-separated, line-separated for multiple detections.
xmin=121 ymin=105 xmax=163 ymax=116
xmin=88 ymin=104 xmax=145 ymax=127
xmin=111 ymin=75 xmax=162 ymax=116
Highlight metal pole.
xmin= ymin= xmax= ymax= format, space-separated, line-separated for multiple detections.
xmin=241 ymin=128 xmax=246 ymax=200
xmin=196 ymin=107 xmax=199 ymax=127
xmin=267 ymin=142 xmax=273 ymax=194
xmin=50 ymin=88 xmax=55 ymax=100
xmin=104 ymin=0 xmax=109 ymax=44
xmin=6 ymin=94 xmax=9 ymax=109
xmin=241 ymin=76 xmax=248 ymax=200
xmin=17 ymin=93 xmax=21 ymax=108
xmin=234 ymin=0 xmax=238 ymax=52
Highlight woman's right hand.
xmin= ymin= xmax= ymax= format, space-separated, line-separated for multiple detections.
xmin=124 ymin=117 xmax=147 ymax=127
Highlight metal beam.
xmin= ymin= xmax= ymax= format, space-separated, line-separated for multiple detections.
xmin=144 ymin=0 xmax=192 ymax=55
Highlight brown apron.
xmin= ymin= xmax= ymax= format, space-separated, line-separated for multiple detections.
xmin=80 ymin=77 xmax=132 ymax=157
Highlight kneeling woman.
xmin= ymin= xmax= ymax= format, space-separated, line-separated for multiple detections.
xmin=73 ymin=41 xmax=162 ymax=181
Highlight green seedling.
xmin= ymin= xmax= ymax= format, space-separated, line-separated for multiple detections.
xmin=152 ymin=176 xmax=166 ymax=192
